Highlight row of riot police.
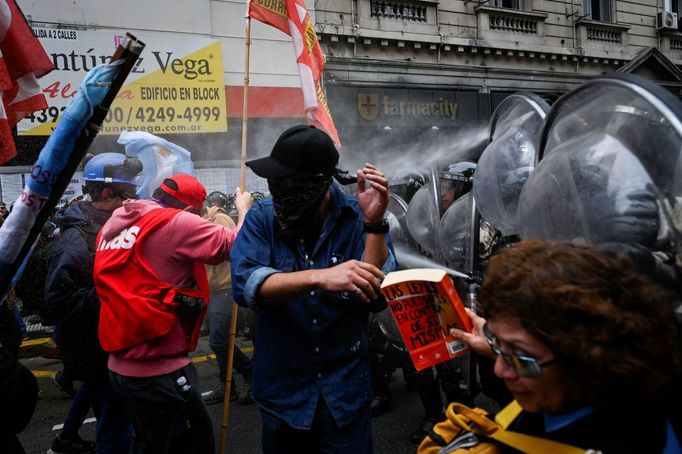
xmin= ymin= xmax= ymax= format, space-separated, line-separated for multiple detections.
xmin=371 ymin=72 xmax=682 ymax=442
xmin=369 ymin=161 xmax=488 ymax=442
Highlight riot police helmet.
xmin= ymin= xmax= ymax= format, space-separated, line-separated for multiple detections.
xmin=439 ymin=162 xmax=476 ymax=212
xmin=207 ymin=191 xmax=229 ymax=210
xmin=389 ymin=169 xmax=426 ymax=203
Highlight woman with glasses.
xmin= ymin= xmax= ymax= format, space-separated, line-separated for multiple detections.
xmin=449 ymin=239 xmax=682 ymax=453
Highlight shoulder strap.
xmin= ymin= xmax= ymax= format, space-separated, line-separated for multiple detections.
xmin=446 ymin=401 xmax=587 ymax=454
xmin=494 ymin=400 xmax=523 ymax=429
xmin=61 ymin=220 xmax=99 ymax=254
xmin=72 ymin=225 xmax=98 ymax=253
xmin=491 ymin=401 xmax=586 ymax=454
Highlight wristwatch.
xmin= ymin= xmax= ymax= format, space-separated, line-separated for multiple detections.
xmin=363 ymin=218 xmax=389 ymax=234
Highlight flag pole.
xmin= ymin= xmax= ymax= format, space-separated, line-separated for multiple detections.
xmin=0 ymin=34 xmax=145 ymax=298
xmin=219 ymin=5 xmax=252 ymax=454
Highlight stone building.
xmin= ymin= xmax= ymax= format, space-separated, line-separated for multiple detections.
xmin=310 ymin=0 xmax=682 ymax=163
xmin=8 ymin=0 xmax=682 ymax=169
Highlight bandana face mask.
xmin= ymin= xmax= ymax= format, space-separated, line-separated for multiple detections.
xmin=268 ymin=176 xmax=332 ymax=240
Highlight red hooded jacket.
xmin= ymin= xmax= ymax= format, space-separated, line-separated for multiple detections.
xmin=94 ymin=207 xmax=209 ymax=353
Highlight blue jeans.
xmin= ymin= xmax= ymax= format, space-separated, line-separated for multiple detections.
xmin=208 ymin=290 xmax=252 ymax=383
xmin=261 ymin=397 xmax=373 ymax=454
xmin=55 ymin=327 xmax=132 ymax=454
xmin=61 ymin=380 xmax=132 ymax=454
xmin=59 ymin=383 xmax=91 ymax=440
xmin=88 ymin=380 xmax=133 ymax=454
xmin=12 ymin=306 xmax=26 ymax=339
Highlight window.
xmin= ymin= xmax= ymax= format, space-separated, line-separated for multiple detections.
xmin=584 ymin=0 xmax=613 ymax=22
xmin=491 ymin=0 xmax=523 ymax=9
xmin=672 ymin=0 xmax=682 ymax=30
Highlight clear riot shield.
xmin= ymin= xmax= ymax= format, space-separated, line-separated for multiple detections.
xmin=373 ymin=305 xmax=407 ymax=354
xmin=437 ymin=191 xmax=474 ymax=274
xmin=435 ymin=192 xmax=477 ymax=402
xmin=406 ymin=169 xmax=441 ymax=257
xmin=518 ymin=74 xmax=682 ymax=256
xmin=473 ymin=93 xmax=550 ymax=236
xmin=386 ymin=193 xmax=415 ymax=250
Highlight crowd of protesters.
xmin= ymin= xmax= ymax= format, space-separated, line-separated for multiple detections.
xmin=1 ymin=123 xmax=682 ymax=454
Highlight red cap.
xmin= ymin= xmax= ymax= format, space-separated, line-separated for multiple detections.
xmin=159 ymin=174 xmax=206 ymax=212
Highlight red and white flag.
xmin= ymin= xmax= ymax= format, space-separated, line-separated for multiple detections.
xmin=247 ymin=0 xmax=341 ymax=145
xmin=248 ymin=0 xmax=289 ymax=35
xmin=0 ymin=0 xmax=53 ymax=164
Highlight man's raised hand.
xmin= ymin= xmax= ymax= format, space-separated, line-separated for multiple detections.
xmin=356 ymin=164 xmax=389 ymax=223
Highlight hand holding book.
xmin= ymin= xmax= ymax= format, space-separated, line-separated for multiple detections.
xmin=450 ymin=308 xmax=496 ymax=358
xmin=380 ymin=268 xmax=474 ymax=371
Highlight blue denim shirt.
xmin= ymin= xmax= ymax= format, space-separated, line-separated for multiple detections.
xmin=231 ymin=184 xmax=397 ymax=429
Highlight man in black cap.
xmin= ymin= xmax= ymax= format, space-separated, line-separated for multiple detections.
xmin=231 ymin=125 xmax=397 ymax=453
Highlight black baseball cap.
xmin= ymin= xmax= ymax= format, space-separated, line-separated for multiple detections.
xmin=247 ymin=125 xmax=339 ymax=178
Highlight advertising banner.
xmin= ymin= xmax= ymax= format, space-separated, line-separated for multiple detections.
xmin=18 ymin=28 xmax=227 ymax=136
xmin=0 ymin=172 xmax=83 ymax=207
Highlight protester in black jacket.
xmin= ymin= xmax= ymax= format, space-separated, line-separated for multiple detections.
xmin=45 ymin=153 xmax=139 ymax=454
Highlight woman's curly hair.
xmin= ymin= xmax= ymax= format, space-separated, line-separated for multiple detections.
xmin=480 ymin=239 xmax=681 ymax=409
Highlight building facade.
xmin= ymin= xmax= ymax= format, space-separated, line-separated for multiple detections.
xmin=315 ymin=0 xmax=682 ymax=92
xmin=8 ymin=0 xmax=682 ymax=173
xmin=310 ymin=0 xmax=682 ymax=165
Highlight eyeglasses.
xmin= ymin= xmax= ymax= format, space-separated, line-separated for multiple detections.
xmin=483 ymin=323 xmax=557 ymax=378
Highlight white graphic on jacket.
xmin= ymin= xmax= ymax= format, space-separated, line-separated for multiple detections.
xmin=97 ymin=226 xmax=140 ymax=251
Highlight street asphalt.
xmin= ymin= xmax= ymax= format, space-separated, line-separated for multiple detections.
xmin=17 ymin=334 xmax=441 ymax=454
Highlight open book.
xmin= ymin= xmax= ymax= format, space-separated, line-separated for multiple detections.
xmin=380 ymin=268 xmax=473 ymax=371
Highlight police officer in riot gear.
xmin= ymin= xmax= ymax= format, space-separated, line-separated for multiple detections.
xmin=389 ymin=169 xmax=425 ymax=204
xmin=368 ymin=169 xmax=428 ymax=417
xmin=439 ymin=162 xmax=475 ymax=214
xmin=400 ymin=162 xmax=481 ymax=444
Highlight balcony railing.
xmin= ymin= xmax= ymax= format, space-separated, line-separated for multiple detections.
xmin=575 ymin=19 xmax=630 ymax=48
xmin=586 ymin=25 xmax=622 ymax=43
xmin=370 ymin=0 xmax=428 ymax=22
xmin=670 ymin=36 xmax=682 ymax=50
xmin=475 ymin=6 xmax=548 ymax=41
xmin=489 ymin=13 xmax=538 ymax=34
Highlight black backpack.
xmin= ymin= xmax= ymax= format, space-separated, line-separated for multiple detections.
xmin=14 ymin=236 xmax=57 ymax=324
xmin=14 ymin=225 xmax=97 ymax=326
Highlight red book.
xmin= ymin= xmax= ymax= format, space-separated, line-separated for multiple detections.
xmin=380 ymin=268 xmax=473 ymax=371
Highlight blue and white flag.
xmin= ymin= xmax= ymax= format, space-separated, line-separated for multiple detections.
xmin=0 ymin=60 xmax=124 ymax=272
xmin=117 ymin=131 xmax=194 ymax=199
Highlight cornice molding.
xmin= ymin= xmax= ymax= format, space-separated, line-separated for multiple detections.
xmin=474 ymin=5 xmax=549 ymax=20
xmin=574 ymin=18 xmax=631 ymax=32
xmin=317 ymin=27 xmax=627 ymax=66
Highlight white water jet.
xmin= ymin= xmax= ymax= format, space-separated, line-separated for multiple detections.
xmin=393 ymin=244 xmax=469 ymax=279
